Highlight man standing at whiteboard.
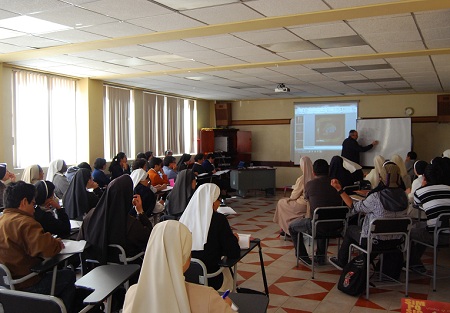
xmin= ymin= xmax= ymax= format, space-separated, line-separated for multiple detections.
xmin=341 ymin=130 xmax=378 ymax=164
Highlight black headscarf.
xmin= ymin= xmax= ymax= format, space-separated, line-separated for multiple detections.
xmin=329 ymin=156 xmax=355 ymax=188
xmin=79 ymin=175 xmax=132 ymax=264
xmin=63 ymin=168 xmax=91 ymax=219
xmin=165 ymin=169 xmax=195 ymax=216
xmin=34 ymin=180 xmax=56 ymax=206
xmin=177 ymin=154 xmax=191 ymax=171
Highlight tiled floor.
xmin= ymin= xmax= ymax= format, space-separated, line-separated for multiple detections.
xmin=225 ymin=191 xmax=450 ymax=313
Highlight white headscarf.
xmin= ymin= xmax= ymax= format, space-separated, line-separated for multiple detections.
xmin=391 ymin=154 xmax=408 ymax=177
xmin=46 ymin=159 xmax=65 ymax=181
xmin=130 ymin=168 xmax=148 ymax=189
xmin=300 ymin=156 xmax=314 ymax=185
xmin=179 ymin=183 xmax=220 ymax=251
xmin=443 ymin=149 xmax=450 ymax=158
xmin=341 ymin=156 xmax=362 ymax=173
xmin=123 ymin=220 xmax=192 ymax=313
xmin=366 ymin=155 xmax=386 ymax=188
xmin=21 ymin=164 xmax=42 ymax=184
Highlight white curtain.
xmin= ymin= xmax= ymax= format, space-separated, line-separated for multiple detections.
xmin=13 ymin=71 xmax=77 ymax=168
xmin=104 ymin=86 xmax=131 ymax=159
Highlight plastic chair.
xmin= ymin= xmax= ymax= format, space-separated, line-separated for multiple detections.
xmin=298 ymin=206 xmax=350 ymax=278
xmin=0 ymin=264 xmax=38 ymax=290
xmin=0 ymin=288 xmax=66 ymax=313
xmin=410 ymin=212 xmax=450 ymax=291
xmin=349 ymin=217 xmax=412 ymax=299
xmin=184 ymin=258 xmax=224 ymax=286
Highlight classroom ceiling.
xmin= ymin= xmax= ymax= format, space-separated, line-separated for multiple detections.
xmin=0 ymin=0 xmax=450 ymax=100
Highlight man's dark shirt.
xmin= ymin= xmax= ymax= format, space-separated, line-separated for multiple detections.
xmin=341 ymin=136 xmax=373 ymax=164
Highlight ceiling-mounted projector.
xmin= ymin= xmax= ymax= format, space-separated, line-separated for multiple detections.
xmin=275 ymin=83 xmax=290 ymax=92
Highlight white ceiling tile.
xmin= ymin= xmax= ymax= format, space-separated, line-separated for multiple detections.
xmin=414 ymin=9 xmax=450 ymax=29
xmin=140 ymin=54 xmax=192 ymax=63
xmin=233 ymin=28 xmax=300 ymax=45
xmin=155 ymin=0 xmax=239 ymax=11
xmin=425 ymin=38 xmax=450 ymax=49
xmin=359 ymin=69 xmax=400 ymax=79
xmin=41 ymin=55 xmax=88 ymax=65
xmin=324 ymin=45 xmax=375 ymax=56
xmin=305 ymin=62 xmax=345 ymax=69
xmin=0 ymin=0 xmax=69 ymax=14
xmin=0 ymin=42 xmax=33 ymax=53
xmin=422 ymin=27 xmax=450 ymax=41
xmin=348 ymin=15 xmax=416 ymax=34
xmin=217 ymin=45 xmax=271 ymax=57
xmin=177 ymin=50 xmax=228 ymax=60
xmin=289 ymin=22 xmax=356 ymax=40
xmin=372 ymin=41 xmax=425 ymax=52
xmin=324 ymin=72 xmax=366 ymax=80
xmin=141 ymin=40 xmax=206 ymax=53
xmin=133 ymin=64 xmax=177 ymax=72
xmin=268 ymin=65 xmax=314 ymax=75
xmin=69 ymin=50 xmax=128 ymax=61
xmin=196 ymin=57 xmax=244 ymax=66
xmin=361 ymin=31 xmax=422 ymax=45
xmin=0 ymin=9 xmax=18 ymax=19
xmin=325 ymin=0 xmax=403 ymax=10
xmin=102 ymin=45 xmax=162 ymax=57
xmin=245 ymin=0 xmax=330 ymax=16
xmin=81 ymin=22 xmax=152 ymax=38
xmin=11 ymin=59 xmax=64 ymax=68
xmin=186 ymin=35 xmax=249 ymax=49
xmin=236 ymin=53 xmax=286 ymax=63
xmin=277 ymin=50 xmax=329 ymax=60
xmin=343 ymin=59 xmax=387 ymax=66
xmin=127 ymin=14 xmax=204 ymax=32
xmin=105 ymin=57 xmax=153 ymax=66
xmin=182 ymin=3 xmax=264 ymax=24
xmin=80 ymin=0 xmax=173 ymax=20
xmin=0 ymin=35 xmax=65 ymax=48
xmin=385 ymin=56 xmax=429 ymax=64
xmin=40 ymin=29 xmax=107 ymax=44
xmin=0 ymin=28 xmax=25 ymax=40
xmin=31 ymin=6 xmax=117 ymax=28
xmin=160 ymin=60 xmax=210 ymax=69
xmin=377 ymin=81 xmax=409 ymax=88
xmin=0 ymin=16 xmax=71 ymax=34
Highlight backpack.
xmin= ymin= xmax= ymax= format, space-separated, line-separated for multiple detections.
xmin=338 ymin=254 xmax=366 ymax=296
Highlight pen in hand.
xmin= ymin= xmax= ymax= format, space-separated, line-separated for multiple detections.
xmin=221 ymin=289 xmax=230 ymax=299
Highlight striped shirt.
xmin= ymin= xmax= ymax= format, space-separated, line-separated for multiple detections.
xmin=414 ymin=184 xmax=450 ymax=230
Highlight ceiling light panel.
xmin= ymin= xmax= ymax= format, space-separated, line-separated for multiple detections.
xmin=0 ymin=16 xmax=71 ymax=34
xmin=80 ymin=0 xmax=173 ymax=20
xmin=245 ymin=0 xmax=330 ymax=16
xmin=0 ymin=0 xmax=69 ymax=15
xmin=289 ymin=22 xmax=356 ymax=40
xmin=182 ymin=3 xmax=264 ymax=25
xmin=310 ymin=35 xmax=367 ymax=49
xmin=127 ymin=14 xmax=205 ymax=32
xmin=0 ymin=28 xmax=24 ymax=40
xmin=324 ymin=45 xmax=375 ymax=56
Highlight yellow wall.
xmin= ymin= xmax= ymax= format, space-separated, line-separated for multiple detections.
xmin=227 ymin=93 xmax=449 ymax=187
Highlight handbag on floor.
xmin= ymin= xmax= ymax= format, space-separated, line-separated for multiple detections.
xmin=337 ymin=254 xmax=366 ymax=296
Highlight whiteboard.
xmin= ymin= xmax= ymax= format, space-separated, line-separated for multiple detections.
xmin=357 ymin=118 xmax=412 ymax=167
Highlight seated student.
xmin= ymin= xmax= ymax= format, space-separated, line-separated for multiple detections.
xmin=163 ymin=155 xmax=178 ymax=182
xmin=329 ymin=162 xmax=408 ymax=270
xmin=0 ymin=181 xmax=75 ymax=311
xmin=65 ymin=165 xmax=79 ymax=182
xmin=0 ymin=163 xmax=16 ymax=208
xmin=192 ymin=153 xmax=206 ymax=176
xmin=164 ymin=149 xmax=173 ymax=156
xmin=21 ymin=164 xmax=44 ymax=184
xmin=202 ymin=153 xmax=217 ymax=174
xmin=47 ymin=159 xmax=70 ymax=199
xmin=431 ymin=156 xmax=450 ymax=186
xmin=109 ymin=152 xmax=131 ymax=180
xmin=130 ymin=168 xmax=164 ymax=216
xmin=165 ymin=169 xmax=197 ymax=218
xmin=147 ymin=157 xmax=169 ymax=187
xmin=177 ymin=153 xmax=192 ymax=171
xmin=78 ymin=175 xmax=152 ymax=264
xmin=443 ymin=149 xmax=450 ymax=158
xmin=92 ymin=157 xmax=110 ymax=188
xmin=405 ymin=151 xmax=417 ymax=182
xmin=180 ymin=183 xmax=240 ymax=291
xmin=365 ymin=155 xmax=385 ymax=190
xmin=63 ymin=168 xmax=99 ymax=220
xmin=123 ymin=220 xmax=234 ymax=313
xmin=289 ymin=159 xmax=342 ymax=265
xmin=329 ymin=156 xmax=357 ymax=190
xmin=34 ymin=180 xmax=70 ymax=238
xmin=391 ymin=154 xmax=412 ymax=192
xmin=407 ymin=160 xmax=428 ymax=218
xmin=409 ymin=163 xmax=450 ymax=272
xmin=274 ymin=156 xmax=313 ymax=236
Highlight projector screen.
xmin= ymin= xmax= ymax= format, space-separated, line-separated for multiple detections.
xmin=290 ymin=101 xmax=358 ymax=164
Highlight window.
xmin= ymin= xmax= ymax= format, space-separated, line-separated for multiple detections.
xmin=13 ymin=70 xmax=77 ymax=168
xmin=142 ymin=92 xmax=196 ymax=156
xmin=103 ymin=85 xmax=134 ymax=160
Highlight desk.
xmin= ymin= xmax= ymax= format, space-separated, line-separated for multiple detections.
xmin=31 ymin=253 xmax=74 ymax=296
xmin=228 ymin=292 xmax=269 ymax=313
xmin=75 ymin=264 xmax=140 ymax=313
xmin=230 ymin=168 xmax=276 ymax=197
xmin=219 ymin=239 xmax=269 ymax=296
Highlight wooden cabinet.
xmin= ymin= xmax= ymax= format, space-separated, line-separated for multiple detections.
xmin=200 ymin=128 xmax=251 ymax=167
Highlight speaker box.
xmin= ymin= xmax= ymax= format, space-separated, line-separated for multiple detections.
xmin=215 ymin=102 xmax=231 ymax=126
xmin=437 ymin=95 xmax=450 ymax=122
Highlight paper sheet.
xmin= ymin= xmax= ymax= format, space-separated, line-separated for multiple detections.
xmin=60 ymin=240 xmax=86 ymax=254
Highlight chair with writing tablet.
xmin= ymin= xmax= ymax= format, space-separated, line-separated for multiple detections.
xmin=184 ymin=258 xmax=224 ymax=286
xmin=0 ymin=264 xmax=38 ymax=290
xmin=0 ymin=288 xmax=66 ymax=313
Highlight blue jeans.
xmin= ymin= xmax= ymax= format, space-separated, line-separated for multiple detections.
xmin=23 ymin=269 xmax=76 ymax=313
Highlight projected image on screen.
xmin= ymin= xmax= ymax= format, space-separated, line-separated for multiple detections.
xmin=315 ymin=114 xmax=345 ymax=146
xmin=290 ymin=102 xmax=358 ymax=164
